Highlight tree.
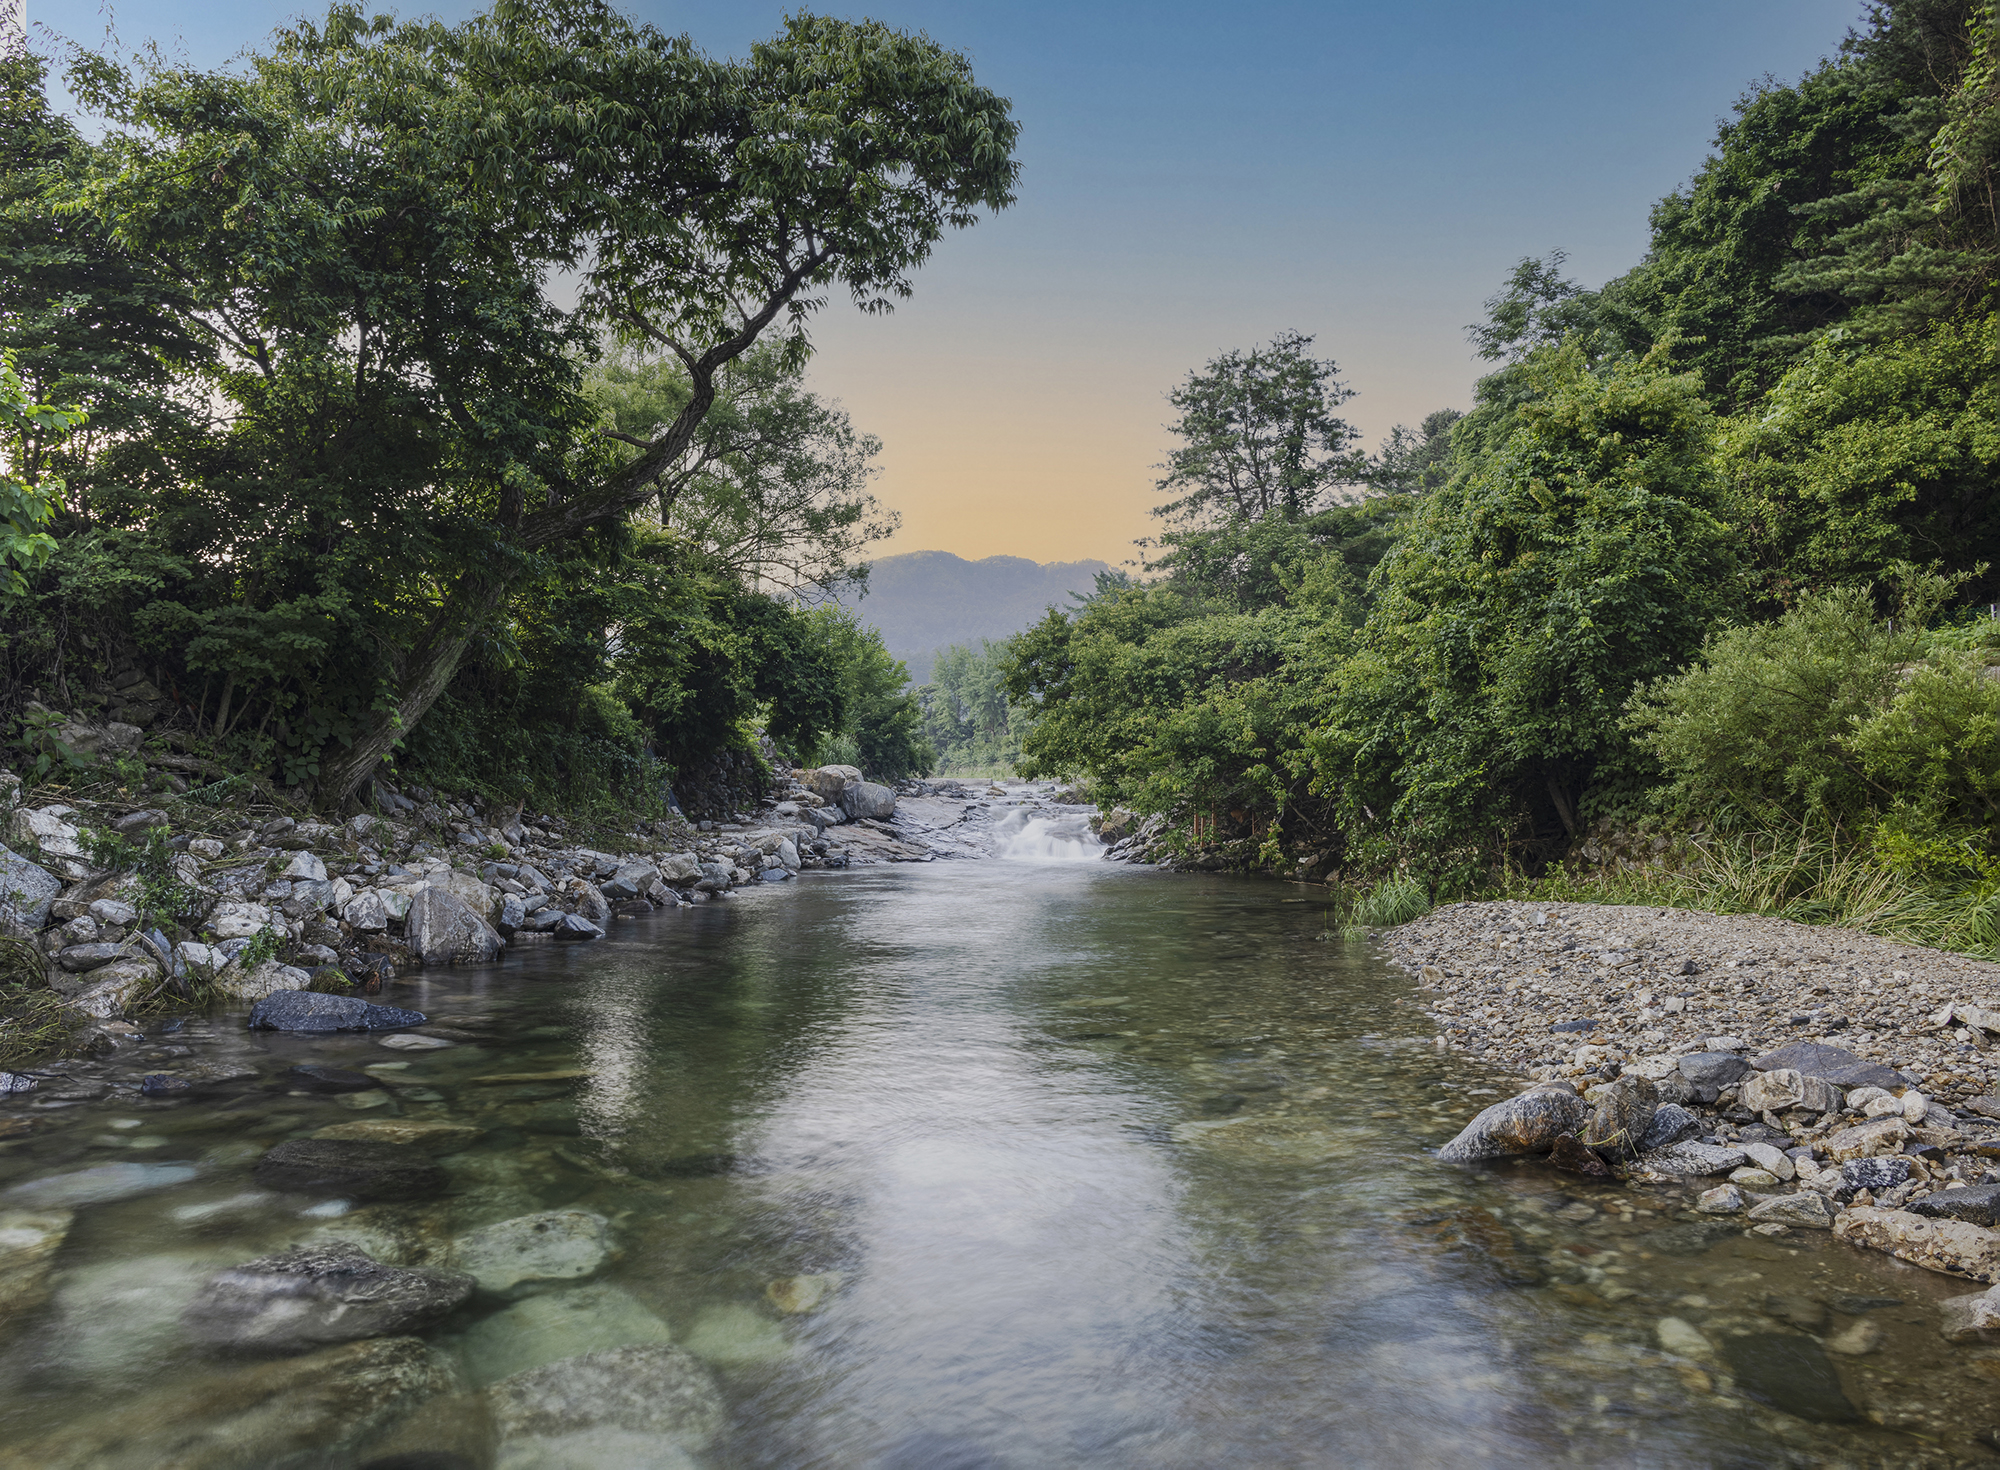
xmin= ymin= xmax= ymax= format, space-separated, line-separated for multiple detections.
xmin=65 ymin=0 xmax=1018 ymax=802
xmin=1365 ymin=408 xmax=1462 ymax=496
xmin=0 ymin=349 xmax=76 ymax=597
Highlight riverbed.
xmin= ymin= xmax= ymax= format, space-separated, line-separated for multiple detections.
xmin=0 ymin=859 xmax=1995 ymax=1467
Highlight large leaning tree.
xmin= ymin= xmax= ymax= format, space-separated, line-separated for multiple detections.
xmin=59 ymin=0 xmax=1018 ymax=802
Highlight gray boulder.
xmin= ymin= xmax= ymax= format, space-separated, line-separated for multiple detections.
xmin=1741 ymin=1067 xmax=1842 ymax=1114
xmin=1751 ymin=1040 xmax=1909 ymax=1092
xmin=1679 ymin=1052 xmax=1751 ymax=1088
xmin=496 ymin=894 xmax=527 ymax=937
xmin=1637 ymin=1141 xmax=1748 ymax=1176
xmin=1637 ymin=1102 xmax=1702 ymax=1152
xmin=1840 ymin=1155 xmax=1913 ymax=1193
xmin=253 ymin=1139 xmax=447 ymax=1201
xmin=842 ymin=780 xmax=897 ymax=821
xmin=1747 ymin=1191 xmax=1842 ymax=1229
xmin=1581 ymin=1074 xmax=1658 ymax=1153
xmin=57 ymin=941 xmax=125 ymax=972
xmin=405 ymin=886 xmax=504 ymax=966
xmin=804 ymin=764 xmax=863 ymax=804
xmin=246 ymin=990 xmax=425 ymax=1032
xmin=554 ymin=913 xmax=604 ymax=941
xmin=599 ymin=862 xmax=660 ymax=901
xmin=1436 ymin=1086 xmax=1588 ymax=1162
xmin=217 ymin=959 xmax=312 ymax=1003
xmin=693 ymin=862 xmax=732 ymax=893
xmin=0 ymin=844 xmax=61 ymax=932
xmin=657 ymin=853 xmax=702 ymax=883
xmin=182 ymin=1243 xmax=475 ymax=1351
xmin=1907 ymin=1182 xmax=2000 ymax=1227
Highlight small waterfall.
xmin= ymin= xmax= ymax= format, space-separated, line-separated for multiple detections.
xmin=993 ymin=808 xmax=1102 ymax=862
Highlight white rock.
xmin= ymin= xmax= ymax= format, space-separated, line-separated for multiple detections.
xmin=1655 ymin=1317 xmax=1713 ymax=1358
xmin=342 ymin=890 xmax=390 ymax=933
xmin=209 ymin=901 xmax=276 ymax=940
xmin=454 ymin=1211 xmax=610 ymax=1296
xmin=1738 ymin=1140 xmax=1795 ymax=1180
xmin=281 ymin=851 xmax=328 ymax=882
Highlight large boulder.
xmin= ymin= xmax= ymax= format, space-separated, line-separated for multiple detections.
xmin=1741 ymin=1067 xmax=1842 ymax=1115
xmin=215 ymin=960 xmax=311 ymax=1003
xmin=1436 ymin=1086 xmax=1588 ymax=1162
xmin=1834 ymin=1205 xmax=2000 ymax=1282
xmin=804 ymin=764 xmax=863 ymax=804
xmin=182 ymin=1243 xmax=475 ymax=1352
xmin=1751 ymin=1040 xmax=1910 ymax=1092
xmin=8 ymin=806 xmax=91 ymax=881
xmin=693 ymin=862 xmax=732 ymax=893
xmin=657 ymin=853 xmax=702 ymax=884
xmin=340 ymin=890 xmax=390 ymax=932
xmin=405 ymin=886 xmax=504 ymax=966
xmin=0 ymin=1335 xmax=457 ymax=1470
xmin=487 ymin=1344 xmax=725 ymax=1457
xmin=1581 ymin=1074 xmax=1658 ymax=1154
xmin=0 ymin=845 xmax=61 ymax=933
xmin=252 ymin=1139 xmax=447 ymax=1202
xmin=246 ymin=990 xmax=424 ymax=1032
xmin=842 ymin=781 xmax=897 ymax=821
xmin=64 ymin=957 xmax=161 ymax=1018
xmin=599 ymin=862 xmax=660 ymax=902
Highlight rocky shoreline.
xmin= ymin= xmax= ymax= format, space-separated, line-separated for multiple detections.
xmin=1386 ymin=899 xmax=2000 ymax=1345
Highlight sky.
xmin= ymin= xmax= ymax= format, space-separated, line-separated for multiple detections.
xmin=28 ymin=0 xmax=1861 ymax=566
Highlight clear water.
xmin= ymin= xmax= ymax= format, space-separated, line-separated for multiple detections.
xmin=1 ymin=863 xmax=1995 ymax=1467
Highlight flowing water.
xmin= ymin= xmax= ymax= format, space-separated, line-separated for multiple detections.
xmin=1 ymin=862 xmax=1997 ymax=1467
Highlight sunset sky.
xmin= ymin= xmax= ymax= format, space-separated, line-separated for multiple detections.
xmin=34 ymin=0 xmax=1855 ymax=565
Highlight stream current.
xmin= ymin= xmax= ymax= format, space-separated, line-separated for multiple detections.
xmin=1 ymin=855 xmax=1997 ymax=1466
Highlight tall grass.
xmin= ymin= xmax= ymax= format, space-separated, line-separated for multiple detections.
xmin=1341 ymin=872 xmax=1433 ymax=934
xmin=1513 ymin=828 xmax=2000 ymax=960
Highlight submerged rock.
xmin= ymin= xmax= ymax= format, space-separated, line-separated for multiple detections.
xmin=0 ymin=1209 xmax=72 ymax=1324
xmin=1834 ymin=1205 xmax=2000 ymax=1282
xmin=253 ymin=1139 xmax=447 ymax=1202
xmin=182 ymin=1242 xmax=475 ymax=1352
xmin=1719 ymin=1333 xmax=1860 ymax=1423
xmin=453 ymin=1211 xmax=610 ymax=1296
xmin=1938 ymin=1283 xmax=2000 ymax=1343
xmin=457 ymin=1284 xmax=673 ymax=1387
xmin=1 ymin=1162 xmax=197 ymax=1210
xmin=487 ymin=1344 xmax=724 ymax=1449
xmin=247 ymin=990 xmax=426 ymax=1033
xmin=311 ymin=1119 xmax=484 ymax=1156
xmin=1436 ymin=1087 xmax=1587 ymax=1162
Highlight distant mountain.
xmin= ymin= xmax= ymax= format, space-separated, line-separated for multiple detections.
xmin=845 ymin=550 xmax=1114 ymax=684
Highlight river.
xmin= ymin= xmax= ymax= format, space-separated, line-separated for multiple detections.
xmin=0 ymin=851 xmax=1991 ymax=1467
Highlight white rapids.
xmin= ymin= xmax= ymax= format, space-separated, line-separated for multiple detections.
xmin=992 ymin=809 xmax=1102 ymax=862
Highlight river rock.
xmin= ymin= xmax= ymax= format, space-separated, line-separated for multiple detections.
xmin=1436 ymin=1087 xmax=1588 ymax=1162
xmin=253 ymin=1139 xmax=446 ymax=1201
xmin=0 ymin=844 xmax=61 ymax=931
xmin=1678 ymin=1052 xmax=1750 ymax=1088
xmin=1747 ymin=1192 xmax=1840 ymax=1229
xmin=804 ymin=765 xmax=863 ymax=804
xmin=10 ymin=805 xmax=90 ymax=878
xmin=406 ymin=887 xmax=504 ymax=966
xmin=342 ymin=890 xmax=391 ymax=933
xmin=1738 ymin=1140 xmax=1794 ymax=1180
xmin=65 ymin=957 xmax=162 ymax=1018
xmin=1637 ymin=1103 xmax=1702 ymax=1152
xmin=599 ymin=862 xmax=659 ymax=901
xmin=40 ymin=1251 xmax=233 ymax=1384
xmin=1581 ymin=1075 xmax=1657 ymax=1153
xmin=288 ymin=1064 xmax=378 ymax=1093
xmin=453 ymin=1211 xmax=610 ymax=1295
xmin=1907 ymin=1182 xmax=2000 ymax=1228
xmin=1823 ymin=1116 xmax=1911 ymax=1162
xmin=1740 ymin=1067 xmax=1841 ymax=1115
xmin=56 ymin=940 xmax=123 ymax=972
xmin=1751 ymin=1040 xmax=1910 ymax=1092
xmin=1719 ymin=1333 xmax=1859 ymax=1423
xmin=458 ymin=1283 xmax=674 ymax=1387
xmin=1834 ymin=1205 xmax=2000 ymax=1282
xmin=842 ymin=781 xmax=897 ymax=821
xmin=1938 ymin=1283 xmax=2000 ymax=1343
xmin=208 ymin=900 xmax=276 ymax=940
xmin=1696 ymin=1184 xmax=1744 ymax=1214
xmin=0 ymin=1209 xmax=72 ymax=1323
xmin=1637 ymin=1141 xmax=1747 ymax=1176
xmin=311 ymin=1119 xmax=484 ymax=1155
xmin=247 ymin=990 xmax=426 ymax=1032
xmin=1841 ymin=1155 xmax=1913 ymax=1192
xmin=1 ymin=1162 xmax=197 ymax=1209
xmin=553 ymin=912 xmax=604 ymax=941
xmin=182 ymin=1242 xmax=475 ymax=1351
xmin=0 ymin=1334 xmax=457 ymax=1470
xmin=487 ymin=1344 xmax=725 ymax=1449
xmin=216 ymin=959 xmax=312 ymax=1003
xmin=495 ymin=894 xmax=526 ymax=937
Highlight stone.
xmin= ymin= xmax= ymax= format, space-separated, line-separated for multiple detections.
xmin=342 ymin=890 xmax=391 ymax=933
xmin=1751 ymin=1040 xmax=1910 ymax=1092
xmin=86 ymin=897 xmax=138 ymax=926
xmin=453 ymin=1211 xmax=610 ymax=1295
xmin=10 ymin=806 xmax=89 ymax=876
xmin=253 ymin=1139 xmax=447 ymax=1202
xmin=1738 ymin=1140 xmax=1795 ymax=1180
xmin=182 ymin=1243 xmax=476 ymax=1351
xmin=216 ymin=959 xmax=312 ymax=1003
xmin=0 ymin=1209 xmax=72 ymax=1324
xmin=1907 ymin=1182 xmax=2000 ymax=1228
xmin=0 ymin=1334 xmax=457 ymax=1470
xmin=681 ymin=1302 xmax=790 ymax=1366
xmin=1747 ymin=1192 xmax=1841 ymax=1229
xmin=1435 ymin=1087 xmax=1589 ymax=1162
xmin=599 ymin=862 xmax=660 ymax=901
xmin=1840 ymin=1155 xmax=1913 ymax=1192
xmin=280 ymin=850 xmax=328 ymax=882
xmin=1636 ymin=1141 xmax=1747 ymax=1176
xmin=1549 ymin=1132 xmax=1612 ymax=1175
xmin=312 ymin=1119 xmax=484 ymax=1155
xmin=765 ymin=1273 xmax=837 ymax=1315
xmin=1833 ymin=1205 xmax=2000 ymax=1282
xmin=1823 ymin=1318 xmax=1881 ymax=1355
xmin=487 ymin=1344 xmax=724 ymax=1448
xmin=496 ymin=894 xmax=526 ymax=937
xmin=1720 ymin=1333 xmax=1860 ymax=1423
xmin=58 ymin=940 xmax=126 ymax=972
xmin=405 ymin=886 xmax=504 ymax=966
xmin=1636 ymin=1103 xmax=1702 ymax=1152
xmin=1678 ymin=1052 xmax=1750 ymax=1088
xmin=1740 ymin=1067 xmax=1841 ymax=1115
xmin=1938 ymin=1283 xmax=2000 ymax=1343
xmin=0 ymin=844 xmax=62 ymax=931
xmin=379 ymin=1032 xmax=455 ymax=1051
xmin=1824 ymin=1116 xmax=1912 ymax=1163
xmin=1731 ymin=1167 xmax=1781 ymax=1188
xmin=1580 ymin=1074 xmax=1658 ymax=1153
xmin=803 ymin=764 xmax=863 ymax=804
xmin=1655 ymin=1316 xmax=1712 ymax=1358
xmin=777 ymin=837 xmax=801 ymax=871
xmin=247 ymin=990 xmax=426 ymax=1032
xmin=1696 ymin=1184 xmax=1744 ymax=1215
xmin=289 ymin=1064 xmax=379 ymax=1093
xmin=0 ymin=1071 xmax=35 ymax=1093
xmin=208 ymin=900 xmax=277 ymax=941
xmin=553 ymin=912 xmax=605 ymax=941
xmin=457 ymin=1284 xmax=673 ymax=1388
xmin=0 ymin=1161 xmax=198 ymax=1209
xmin=842 ymin=780 xmax=897 ymax=821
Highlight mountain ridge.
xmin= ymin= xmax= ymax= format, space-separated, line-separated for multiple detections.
xmin=845 ymin=549 xmax=1115 ymax=683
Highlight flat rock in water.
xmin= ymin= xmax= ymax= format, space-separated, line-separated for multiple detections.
xmin=488 ymin=1344 xmax=724 ymax=1447
xmin=252 ymin=1139 xmax=446 ymax=1202
xmin=1636 ymin=1142 xmax=1747 ymax=1177
xmin=310 ymin=1119 xmax=483 ymax=1156
xmin=288 ymin=1064 xmax=379 ymax=1093
xmin=0 ymin=1162 xmax=197 ymax=1210
xmin=458 ymin=1284 xmax=673 ymax=1387
xmin=1906 ymin=1183 xmax=2000 ymax=1228
xmin=181 ymin=1242 xmax=475 ymax=1351
xmin=454 ymin=1210 xmax=610 ymax=1295
xmin=1436 ymin=1088 xmax=1588 ymax=1162
xmin=0 ymin=1209 xmax=73 ymax=1324
xmin=1549 ymin=1133 xmax=1611 ymax=1176
xmin=1746 ymin=1192 xmax=1840 ymax=1229
xmin=1721 ymin=1333 xmax=1860 ymax=1423
xmin=247 ymin=990 xmax=426 ymax=1033
xmin=1751 ymin=1040 xmax=1908 ymax=1092
xmin=378 ymin=1033 xmax=455 ymax=1051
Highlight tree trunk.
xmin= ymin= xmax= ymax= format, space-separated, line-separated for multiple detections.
xmin=1545 ymin=773 xmax=1578 ymax=838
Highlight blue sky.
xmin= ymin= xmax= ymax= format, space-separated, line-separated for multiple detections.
xmin=30 ymin=0 xmax=1859 ymax=562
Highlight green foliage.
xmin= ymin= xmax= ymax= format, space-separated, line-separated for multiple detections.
xmin=0 ymin=349 xmax=77 ymax=598
xmin=807 ymin=608 xmax=931 ymax=780
xmin=79 ymin=825 xmax=204 ymax=932
xmin=235 ymin=926 xmax=286 ymax=968
xmin=1343 ymin=873 xmax=1431 ymax=933
xmin=919 ymin=640 xmax=1029 ymax=774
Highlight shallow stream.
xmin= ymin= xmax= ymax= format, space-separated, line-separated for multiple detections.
xmin=2 ymin=859 xmax=1997 ymax=1466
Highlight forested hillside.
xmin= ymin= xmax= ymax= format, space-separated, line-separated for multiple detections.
xmin=0 ymin=2 xmax=1015 ymax=817
xmin=844 ymin=550 xmax=1111 ymax=683
xmin=1003 ymin=0 xmax=2000 ymax=952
